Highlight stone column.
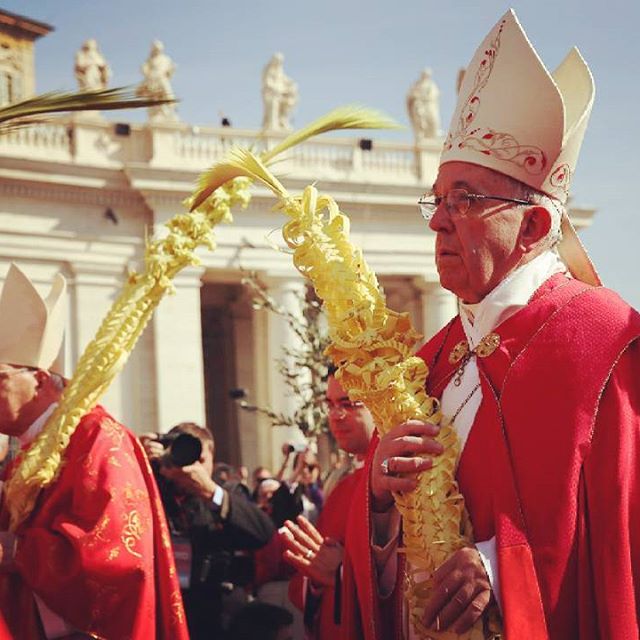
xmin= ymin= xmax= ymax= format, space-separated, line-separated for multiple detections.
xmin=262 ymin=275 xmax=308 ymax=468
xmin=420 ymin=280 xmax=458 ymax=340
xmin=69 ymin=262 xmax=148 ymax=429
xmin=152 ymin=267 xmax=207 ymax=433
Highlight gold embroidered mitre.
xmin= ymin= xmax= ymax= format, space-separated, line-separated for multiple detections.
xmin=440 ymin=9 xmax=599 ymax=285
xmin=0 ymin=264 xmax=67 ymax=374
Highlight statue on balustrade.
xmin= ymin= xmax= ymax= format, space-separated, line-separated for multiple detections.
xmin=74 ymin=39 xmax=110 ymax=91
xmin=261 ymin=53 xmax=298 ymax=132
xmin=137 ymin=40 xmax=178 ymax=123
xmin=406 ymin=67 xmax=440 ymax=143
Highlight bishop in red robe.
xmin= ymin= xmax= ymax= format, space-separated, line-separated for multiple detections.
xmin=340 ymin=9 xmax=640 ymax=639
xmin=0 ymin=261 xmax=189 ymax=640
xmin=0 ymin=404 xmax=189 ymax=640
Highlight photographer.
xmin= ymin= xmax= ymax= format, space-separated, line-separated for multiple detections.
xmin=276 ymin=443 xmax=324 ymax=525
xmin=141 ymin=423 xmax=274 ymax=640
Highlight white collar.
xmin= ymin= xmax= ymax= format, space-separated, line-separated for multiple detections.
xmin=459 ymin=251 xmax=566 ymax=346
xmin=18 ymin=403 xmax=58 ymax=448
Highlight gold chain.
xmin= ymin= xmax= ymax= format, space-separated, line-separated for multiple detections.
xmin=450 ymin=381 xmax=481 ymax=425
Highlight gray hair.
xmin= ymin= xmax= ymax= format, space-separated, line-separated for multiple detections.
xmin=49 ymin=372 xmax=66 ymax=391
xmin=501 ymin=174 xmax=565 ymax=249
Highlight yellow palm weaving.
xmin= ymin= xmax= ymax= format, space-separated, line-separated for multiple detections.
xmin=190 ymin=150 xmax=499 ymax=639
xmin=4 ymin=106 xmax=396 ymax=533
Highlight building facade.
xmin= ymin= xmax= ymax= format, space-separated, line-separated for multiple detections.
xmin=0 ymin=11 xmax=595 ymax=471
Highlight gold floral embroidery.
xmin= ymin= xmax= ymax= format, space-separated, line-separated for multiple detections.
xmin=85 ymin=513 xmax=111 ymax=549
xmin=107 ymin=547 xmax=120 ymax=561
xmin=101 ymin=418 xmax=125 ymax=451
xmin=121 ymin=509 xmax=144 ymax=558
xmin=108 ymin=455 xmax=122 ymax=467
xmin=121 ymin=482 xmax=148 ymax=505
xmin=171 ymin=589 xmax=185 ymax=624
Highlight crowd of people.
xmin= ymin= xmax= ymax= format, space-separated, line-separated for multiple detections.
xmin=0 ymin=8 xmax=638 ymax=640
xmin=135 ymin=370 xmax=372 ymax=639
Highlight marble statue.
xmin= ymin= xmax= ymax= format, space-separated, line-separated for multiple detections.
xmin=75 ymin=39 xmax=110 ymax=91
xmin=137 ymin=40 xmax=178 ymax=122
xmin=406 ymin=68 xmax=441 ymax=143
xmin=261 ymin=52 xmax=298 ymax=131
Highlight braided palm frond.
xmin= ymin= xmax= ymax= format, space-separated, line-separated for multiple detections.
xmin=4 ymin=175 xmax=252 ymax=530
xmin=4 ymin=105 xmax=398 ymax=534
xmin=190 ymin=152 xmax=499 ymax=639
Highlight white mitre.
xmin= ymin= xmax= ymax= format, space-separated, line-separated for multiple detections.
xmin=0 ymin=264 xmax=67 ymax=374
xmin=440 ymin=9 xmax=599 ymax=286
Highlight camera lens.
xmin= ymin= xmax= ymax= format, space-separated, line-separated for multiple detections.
xmin=168 ymin=433 xmax=202 ymax=467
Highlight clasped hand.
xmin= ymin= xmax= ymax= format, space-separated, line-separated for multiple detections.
xmin=369 ymin=421 xmax=493 ymax=632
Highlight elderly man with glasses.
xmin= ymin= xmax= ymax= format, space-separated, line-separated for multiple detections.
xmin=345 ymin=10 xmax=640 ymax=640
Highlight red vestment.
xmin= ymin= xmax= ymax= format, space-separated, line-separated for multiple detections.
xmin=289 ymin=467 xmax=368 ymax=639
xmin=343 ymin=275 xmax=640 ymax=639
xmin=0 ymin=405 xmax=189 ymax=640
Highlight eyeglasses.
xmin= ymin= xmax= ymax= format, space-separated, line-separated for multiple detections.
xmin=418 ymin=188 xmax=532 ymax=222
xmin=326 ymin=399 xmax=366 ymax=418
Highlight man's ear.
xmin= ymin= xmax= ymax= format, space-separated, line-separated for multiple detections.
xmin=519 ymin=205 xmax=552 ymax=251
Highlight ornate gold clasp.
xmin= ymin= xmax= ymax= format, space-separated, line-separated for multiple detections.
xmin=447 ymin=333 xmax=501 ymax=386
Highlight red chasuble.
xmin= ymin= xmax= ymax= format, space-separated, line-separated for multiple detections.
xmin=289 ymin=467 xmax=366 ymax=639
xmin=343 ymin=275 xmax=640 ymax=639
xmin=0 ymin=405 xmax=189 ymax=640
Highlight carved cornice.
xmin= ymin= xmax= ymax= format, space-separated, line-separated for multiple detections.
xmin=0 ymin=178 xmax=146 ymax=208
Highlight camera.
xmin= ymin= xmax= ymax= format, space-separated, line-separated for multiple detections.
xmin=157 ymin=432 xmax=202 ymax=467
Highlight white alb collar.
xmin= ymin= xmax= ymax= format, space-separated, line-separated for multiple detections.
xmin=459 ymin=250 xmax=566 ymax=346
xmin=18 ymin=403 xmax=58 ymax=448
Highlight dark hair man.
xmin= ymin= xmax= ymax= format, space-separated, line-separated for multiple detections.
xmin=281 ymin=370 xmax=375 ymax=638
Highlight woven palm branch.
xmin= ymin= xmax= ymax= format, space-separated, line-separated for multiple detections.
xmin=185 ymin=149 xmax=501 ymax=639
xmin=0 ymin=86 xmax=175 ymax=131
xmin=4 ymin=105 xmax=398 ymax=533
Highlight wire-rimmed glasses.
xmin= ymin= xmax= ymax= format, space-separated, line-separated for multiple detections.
xmin=418 ymin=188 xmax=532 ymax=222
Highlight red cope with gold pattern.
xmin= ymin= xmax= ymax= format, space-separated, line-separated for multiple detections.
xmin=0 ymin=405 xmax=189 ymax=640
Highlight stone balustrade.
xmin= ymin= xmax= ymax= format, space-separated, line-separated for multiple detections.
xmin=0 ymin=117 xmax=443 ymax=186
xmin=0 ymin=122 xmax=72 ymax=162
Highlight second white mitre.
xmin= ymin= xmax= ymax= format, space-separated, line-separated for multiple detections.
xmin=0 ymin=264 xmax=67 ymax=375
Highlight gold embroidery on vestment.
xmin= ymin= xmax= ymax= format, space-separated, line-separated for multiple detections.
xmin=122 ymin=509 xmax=144 ymax=558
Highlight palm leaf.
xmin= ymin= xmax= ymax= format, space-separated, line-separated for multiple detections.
xmin=0 ymin=86 xmax=175 ymax=130
xmin=190 ymin=148 xmax=287 ymax=211
xmin=190 ymin=105 xmax=399 ymax=210
xmin=261 ymin=104 xmax=401 ymax=163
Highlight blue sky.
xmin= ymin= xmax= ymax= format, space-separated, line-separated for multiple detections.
xmin=7 ymin=0 xmax=640 ymax=308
